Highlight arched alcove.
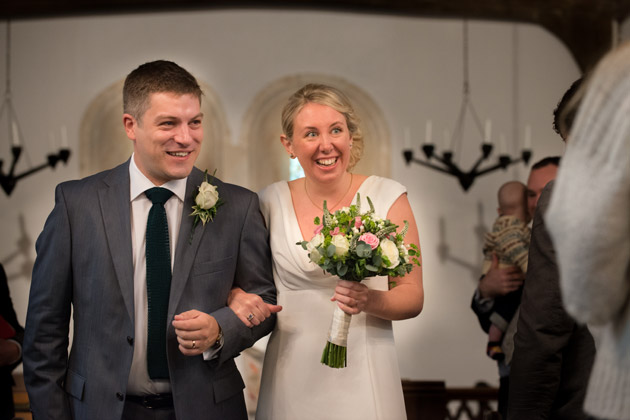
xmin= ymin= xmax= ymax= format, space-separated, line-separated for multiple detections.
xmin=242 ymin=74 xmax=391 ymax=192
xmin=79 ymin=80 xmax=229 ymax=178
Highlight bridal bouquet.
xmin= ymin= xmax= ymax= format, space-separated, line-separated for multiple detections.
xmin=297 ymin=194 xmax=421 ymax=368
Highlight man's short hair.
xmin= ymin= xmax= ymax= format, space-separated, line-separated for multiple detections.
xmin=123 ymin=60 xmax=203 ymax=121
xmin=553 ymin=78 xmax=583 ymax=139
xmin=531 ymin=156 xmax=561 ymax=170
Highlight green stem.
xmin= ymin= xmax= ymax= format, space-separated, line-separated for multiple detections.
xmin=321 ymin=341 xmax=347 ymax=368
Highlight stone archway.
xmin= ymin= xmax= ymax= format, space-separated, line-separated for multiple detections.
xmin=241 ymin=74 xmax=391 ymax=192
xmin=79 ymin=79 xmax=229 ymax=178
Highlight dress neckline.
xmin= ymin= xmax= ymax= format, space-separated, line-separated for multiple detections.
xmin=283 ymin=175 xmax=376 ymax=243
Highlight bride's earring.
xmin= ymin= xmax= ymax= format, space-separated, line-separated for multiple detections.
xmin=290 ymin=153 xmax=296 ymax=159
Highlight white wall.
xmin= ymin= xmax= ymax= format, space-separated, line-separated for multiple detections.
xmin=0 ymin=9 xmax=580 ymax=387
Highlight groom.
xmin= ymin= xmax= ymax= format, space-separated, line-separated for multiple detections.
xmin=23 ymin=60 xmax=277 ymax=420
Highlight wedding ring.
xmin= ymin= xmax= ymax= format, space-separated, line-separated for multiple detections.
xmin=192 ymin=340 xmax=196 ymax=349
xmin=247 ymin=313 xmax=254 ymax=322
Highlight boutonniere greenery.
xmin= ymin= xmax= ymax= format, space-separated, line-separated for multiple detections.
xmin=189 ymin=169 xmax=224 ymax=243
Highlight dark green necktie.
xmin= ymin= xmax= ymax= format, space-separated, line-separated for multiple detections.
xmin=145 ymin=187 xmax=174 ymax=380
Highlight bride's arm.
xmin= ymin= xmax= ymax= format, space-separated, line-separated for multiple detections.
xmin=332 ymin=193 xmax=424 ymax=321
xmin=228 ymin=287 xmax=283 ymax=327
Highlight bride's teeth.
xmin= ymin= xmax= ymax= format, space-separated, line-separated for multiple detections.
xmin=317 ymin=158 xmax=336 ymax=166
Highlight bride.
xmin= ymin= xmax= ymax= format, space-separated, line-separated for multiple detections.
xmin=229 ymin=83 xmax=424 ymax=420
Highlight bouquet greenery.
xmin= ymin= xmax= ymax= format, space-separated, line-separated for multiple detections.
xmin=298 ymin=193 xmax=421 ymax=368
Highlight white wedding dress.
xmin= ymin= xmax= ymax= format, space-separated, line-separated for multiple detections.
xmin=256 ymin=176 xmax=408 ymax=420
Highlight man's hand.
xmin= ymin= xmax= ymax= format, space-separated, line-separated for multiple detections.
xmin=479 ymin=254 xmax=525 ymax=299
xmin=172 ymin=310 xmax=220 ymax=356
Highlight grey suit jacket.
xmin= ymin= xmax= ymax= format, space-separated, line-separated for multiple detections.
xmin=23 ymin=161 xmax=276 ymax=420
xmin=508 ymin=181 xmax=595 ymax=419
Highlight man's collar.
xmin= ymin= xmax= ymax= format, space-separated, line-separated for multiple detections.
xmin=129 ymin=153 xmax=187 ymax=202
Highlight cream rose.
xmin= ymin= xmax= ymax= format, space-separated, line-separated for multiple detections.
xmin=309 ymin=247 xmax=323 ymax=264
xmin=307 ymin=233 xmax=324 ymax=252
xmin=307 ymin=233 xmax=325 ymax=263
xmin=331 ymin=235 xmax=350 ymax=257
xmin=195 ymin=182 xmax=219 ymax=209
xmin=380 ymin=238 xmax=400 ymax=268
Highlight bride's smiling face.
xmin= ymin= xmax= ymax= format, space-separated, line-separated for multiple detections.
xmin=282 ymin=102 xmax=352 ymax=185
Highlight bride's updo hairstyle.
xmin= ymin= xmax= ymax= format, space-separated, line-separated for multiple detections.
xmin=281 ymin=83 xmax=364 ymax=171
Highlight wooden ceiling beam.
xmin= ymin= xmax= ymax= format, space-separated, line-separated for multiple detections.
xmin=2 ymin=0 xmax=629 ymax=72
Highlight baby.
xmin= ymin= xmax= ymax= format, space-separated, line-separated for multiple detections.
xmin=482 ymin=181 xmax=531 ymax=360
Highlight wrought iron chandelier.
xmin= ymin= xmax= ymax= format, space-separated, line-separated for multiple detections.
xmin=0 ymin=21 xmax=71 ymax=196
xmin=403 ymin=21 xmax=531 ymax=192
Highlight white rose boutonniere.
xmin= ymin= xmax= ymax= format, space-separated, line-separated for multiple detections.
xmin=190 ymin=169 xmax=223 ymax=243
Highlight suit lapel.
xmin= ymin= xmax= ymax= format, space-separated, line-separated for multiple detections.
xmin=99 ymin=161 xmax=135 ymax=323
xmin=169 ymin=168 xmax=206 ymax=315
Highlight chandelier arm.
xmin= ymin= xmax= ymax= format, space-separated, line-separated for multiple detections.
xmin=468 ymin=153 xmax=491 ymax=174
xmin=475 ymin=160 xmax=517 ymax=177
xmin=7 ymin=144 xmax=20 ymax=176
xmin=13 ymin=162 xmax=52 ymax=181
xmin=432 ymin=156 xmax=465 ymax=177
xmin=408 ymin=157 xmax=456 ymax=175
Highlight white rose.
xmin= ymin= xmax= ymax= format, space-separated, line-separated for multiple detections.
xmin=307 ymin=233 xmax=324 ymax=252
xmin=380 ymin=238 xmax=400 ymax=268
xmin=331 ymin=235 xmax=350 ymax=256
xmin=309 ymin=247 xmax=323 ymax=264
xmin=195 ymin=182 xmax=219 ymax=209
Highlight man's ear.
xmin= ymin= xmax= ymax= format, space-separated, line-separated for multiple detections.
xmin=123 ymin=114 xmax=137 ymax=141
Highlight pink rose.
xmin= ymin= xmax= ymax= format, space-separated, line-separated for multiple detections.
xmin=354 ymin=217 xmax=363 ymax=229
xmin=314 ymin=224 xmax=323 ymax=234
xmin=331 ymin=227 xmax=341 ymax=236
xmin=358 ymin=233 xmax=380 ymax=250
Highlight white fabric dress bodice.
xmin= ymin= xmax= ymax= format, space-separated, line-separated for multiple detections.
xmin=255 ymin=176 xmax=408 ymax=420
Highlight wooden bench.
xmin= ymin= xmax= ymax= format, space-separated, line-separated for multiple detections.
xmin=403 ymin=380 xmax=500 ymax=420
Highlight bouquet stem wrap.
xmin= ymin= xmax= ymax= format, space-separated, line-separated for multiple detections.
xmin=321 ymin=306 xmax=352 ymax=368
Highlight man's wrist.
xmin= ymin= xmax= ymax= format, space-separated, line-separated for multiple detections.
xmin=473 ymin=288 xmax=495 ymax=312
xmin=212 ymin=325 xmax=223 ymax=349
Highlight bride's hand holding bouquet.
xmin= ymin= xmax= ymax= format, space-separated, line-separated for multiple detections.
xmin=298 ymin=194 xmax=421 ymax=368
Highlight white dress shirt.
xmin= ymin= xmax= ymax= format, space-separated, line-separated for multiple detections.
xmin=126 ymin=155 xmax=187 ymax=395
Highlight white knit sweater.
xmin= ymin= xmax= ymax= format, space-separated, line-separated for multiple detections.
xmin=546 ymin=42 xmax=630 ymax=420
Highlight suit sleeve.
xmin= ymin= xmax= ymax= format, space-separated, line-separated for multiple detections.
xmin=211 ymin=191 xmax=276 ymax=365
xmin=507 ymin=185 xmax=578 ymax=419
xmin=23 ymin=184 xmax=73 ymax=418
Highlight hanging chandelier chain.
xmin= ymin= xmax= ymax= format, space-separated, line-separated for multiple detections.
xmin=5 ymin=21 xmax=10 ymax=96
xmin=462 ymin=20 xmax=469 ymax=97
